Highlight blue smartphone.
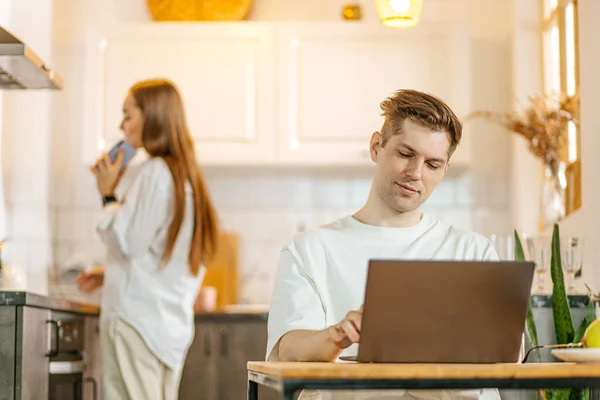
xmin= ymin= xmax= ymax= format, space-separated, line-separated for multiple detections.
xmin=108 ymin=140 xmax=136 ymax=170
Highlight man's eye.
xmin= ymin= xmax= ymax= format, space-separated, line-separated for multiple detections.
xmin=427 ymin=163 xmax=440 ymax=170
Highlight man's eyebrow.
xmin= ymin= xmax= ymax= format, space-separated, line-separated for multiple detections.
xmin=398 ymin=144 xmax=446 ymax=164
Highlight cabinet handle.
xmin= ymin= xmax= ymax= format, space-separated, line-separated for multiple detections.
xmin=203 ymin=328 xmax=212 ymax=357
xmin=46 ymin=320 xmax=61 ymax=357
xmin=220 ymin=327 xmax=229 ymax=358
xmin=86 ymin=377 xmax=98 ymax=400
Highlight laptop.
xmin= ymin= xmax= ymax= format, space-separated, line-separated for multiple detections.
xmin=339 ymin=259 xmax=535 ymax=364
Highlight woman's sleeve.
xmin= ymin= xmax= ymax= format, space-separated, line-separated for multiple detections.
xmin=96 ymin=164 xmax=172 ymax=260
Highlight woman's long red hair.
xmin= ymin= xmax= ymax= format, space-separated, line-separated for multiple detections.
xmin=130 ymin=78 xmax=218 ymax=275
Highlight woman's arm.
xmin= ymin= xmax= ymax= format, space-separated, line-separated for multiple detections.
xmin=96 ymin=160 xmax=173 ymax=259
xmin=76 ymin=265 xmax=105 ymax=293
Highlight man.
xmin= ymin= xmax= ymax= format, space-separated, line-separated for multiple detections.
xmin=266 ymin=89 xmax=501 ymax=400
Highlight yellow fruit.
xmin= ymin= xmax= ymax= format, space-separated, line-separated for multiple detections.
xmin=582 ymin=318 xmax=600 ymax=348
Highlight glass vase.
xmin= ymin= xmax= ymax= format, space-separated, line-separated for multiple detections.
xmin=540 ymin=162 xmax=566 ymax=229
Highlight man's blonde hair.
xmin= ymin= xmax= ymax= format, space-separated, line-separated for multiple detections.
xmin=380 ymin=89 xmax=462 ymax=156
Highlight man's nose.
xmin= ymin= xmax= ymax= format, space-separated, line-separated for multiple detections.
xmin=405 ymin=160 xmax=423 ymax=180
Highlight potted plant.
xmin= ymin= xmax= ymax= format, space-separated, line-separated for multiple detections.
xmin=515 ymin=223 xmax=597 ymax=400
xmin=469 ymin=93 xmax=578 ymax=228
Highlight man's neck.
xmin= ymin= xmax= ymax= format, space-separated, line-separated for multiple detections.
xmin=353 ymin=201 xmax=422 ymax=228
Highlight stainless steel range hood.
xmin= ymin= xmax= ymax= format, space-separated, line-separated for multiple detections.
xmin=0 ymin=26 xmax=63 ymax=90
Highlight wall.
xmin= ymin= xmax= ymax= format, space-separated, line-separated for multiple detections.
xmin=1 ymin=0 xmax=55 ymax=294
xmin=510 ymin=0 xmax=543 ymax=237
xmin=559 ymin=0 xmax=600 ymax=291
xmin=1 ymin=0 xmax=515 ymax=302
xmin=107 ymin=0 xmax=467 ymax=23
xmin=0 ymin=0 xmax=9 ymax=240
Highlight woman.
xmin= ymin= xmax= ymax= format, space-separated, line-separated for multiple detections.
xmin=78 ymin=78 xmax=218 ymax=400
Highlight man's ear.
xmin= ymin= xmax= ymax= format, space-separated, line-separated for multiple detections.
xmin=370 ymin=131 xmax=382 ymax=163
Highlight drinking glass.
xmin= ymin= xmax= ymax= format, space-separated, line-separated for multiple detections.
xmin=489 ymin=234 xmax=516 ymax=261
xmin=561 ymin=236 xmax=583 ymax=293
xmin=526 ymin=236 xmax=552 ymax=294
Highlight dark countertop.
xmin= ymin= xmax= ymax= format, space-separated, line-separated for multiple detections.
xmin=195 ymin=311 xmax=268 ymax=323
xmin=531 ymin=294 xmax=589 ymax=308
xmin=0 ymin=291 xmax=100 ymax=315
xmin=1 ymin=292 xmax=582 ymax=319
xmin=194 ymin=295 xmax=591 ymax=322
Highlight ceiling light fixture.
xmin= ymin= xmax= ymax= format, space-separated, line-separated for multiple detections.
xmin=375 ymin=0 xmax=424 ymax=28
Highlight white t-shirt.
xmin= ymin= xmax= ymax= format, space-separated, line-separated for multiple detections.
xmin=267 ymin=213 xmax=501 ymax=400
xmin=96 ymin=157 xmax=204 ymax=370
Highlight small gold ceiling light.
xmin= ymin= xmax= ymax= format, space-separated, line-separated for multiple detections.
xmin=375 ymin=0 xmax=424 ymax=28
xmin=342 ymin=4 xmax=363 ymax=21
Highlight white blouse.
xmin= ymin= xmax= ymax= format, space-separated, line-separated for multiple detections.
xmin=96 ymin=156 xmax=205 ymax=370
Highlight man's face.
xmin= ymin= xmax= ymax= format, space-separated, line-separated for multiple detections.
xmin=370 ymin=119 xmax=451 ymax=213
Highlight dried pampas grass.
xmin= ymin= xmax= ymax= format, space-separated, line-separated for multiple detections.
xmin=466 ymin=92 xmax=579 ymax=175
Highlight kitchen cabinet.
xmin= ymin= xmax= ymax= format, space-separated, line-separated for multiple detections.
xmin=180 ymin=322 xmax=218 ymax=400
xmin=15 ymin=307 xmax=50 ymax=400
xmin=83 ymin=23 xmax=277 ymax=166
xmin=0 ymin=291 xmax=101 ymax=400
xmin=83 ymin=316 xmax=102 ymax=400
xmin=83 ymin=21 xmax=473 ymax=168
xmin=0 ymin=306 xmax=16 ymax=400
xmin=276 ymin=23 xmax=472 ymax=166
xmin=0 ymin=305 xmax=52 ymax=400
xmin=179 ymin=315 xmax=278 ymax=400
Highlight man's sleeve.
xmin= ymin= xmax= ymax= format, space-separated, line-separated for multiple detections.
xmin=266 ymin=246 xmax=327 ymax=361
xmin=481 ymin=239 xmax=500 ymax=261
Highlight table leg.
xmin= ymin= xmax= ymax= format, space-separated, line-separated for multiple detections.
xmin=248 ymin=380 xmax=258 ymax=400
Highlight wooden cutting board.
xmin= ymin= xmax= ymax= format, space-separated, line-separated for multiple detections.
xmin=197 ymin=231 xmax=239 ymax=311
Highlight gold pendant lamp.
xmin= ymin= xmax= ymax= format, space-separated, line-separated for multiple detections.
xmin=375 ymin=0 xmax=424 ymax=28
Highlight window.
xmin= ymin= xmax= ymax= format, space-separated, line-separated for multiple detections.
xmin=542 ymin=0 xmax=581 ymax=214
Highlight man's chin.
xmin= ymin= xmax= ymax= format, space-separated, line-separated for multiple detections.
xmin=389 ymin=199 xmax=421 ymax=214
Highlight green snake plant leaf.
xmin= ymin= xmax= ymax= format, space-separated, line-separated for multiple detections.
xmin=513 ymin=228 xmax=525 ymax=260
xmin=552 ymin=390 xmax=573 ymax=400
xmin=569 ymin=301 xmax=596 ymax=400
xmin=568 ymin=389 xmax=586 ymax=400
xmin=550 ymin=223 xmax=575 ymax=344
xmin=573 ymin=300 xmax=597 ymax=343
xmin=514 ymin=230 xmax=541 ymax=362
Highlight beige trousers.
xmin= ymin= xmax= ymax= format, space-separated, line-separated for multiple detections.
xmin=101 ymin=318 xmax=182 ymax=400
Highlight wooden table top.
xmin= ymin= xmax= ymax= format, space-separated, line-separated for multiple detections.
xmin=247 ymin=362 xmax=600 ymax=380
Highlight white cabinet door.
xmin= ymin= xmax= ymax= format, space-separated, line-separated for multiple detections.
xmin=276 ymin=22 xmax=472 ymax=167
xmin=83 ymin=23 xmax=276 ymax=166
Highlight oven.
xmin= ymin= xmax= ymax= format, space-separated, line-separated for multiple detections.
xmin=47 ymin=311 xmax=97 ymax=400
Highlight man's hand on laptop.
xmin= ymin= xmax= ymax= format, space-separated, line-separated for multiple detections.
xmin=327 ymin=305 xmax=363 ymax=349
xmin=275 ymin=305 xmax=363 ymax=362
